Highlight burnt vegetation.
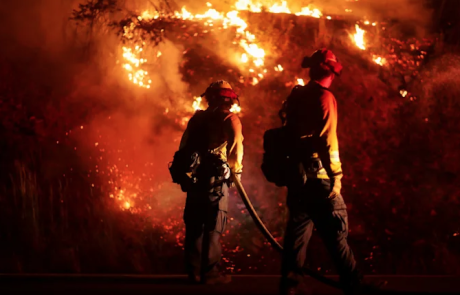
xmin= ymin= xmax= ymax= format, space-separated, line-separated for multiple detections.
xmin=0 ymin=0 xmax=459 ymax=275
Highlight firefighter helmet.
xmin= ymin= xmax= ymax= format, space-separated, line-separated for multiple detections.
xmin=201 ymin=80 xmax=239 ymax=107
xmin=301 ymin=49 xmax=343 ymax=76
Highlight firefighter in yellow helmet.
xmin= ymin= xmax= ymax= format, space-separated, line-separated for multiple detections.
xmin=171 ymin=80 xmax=243 ymax=285
xmin=278 ymin=49 xmax=362 ymax=295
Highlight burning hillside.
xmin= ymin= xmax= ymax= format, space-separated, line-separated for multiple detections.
xmin=75 ymin=0 xmax=434 ymax=212
xmin=1 ymin=0 xmax=459 ymax=275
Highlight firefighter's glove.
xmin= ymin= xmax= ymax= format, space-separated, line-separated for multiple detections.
xmin=328 ymin=177 xmax=342 ymax=200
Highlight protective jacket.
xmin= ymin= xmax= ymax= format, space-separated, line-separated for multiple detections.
xmin=281 ymin=81 xmax=342 ymax=182
xmin=179 ymin=107 xmax=244 ymax=175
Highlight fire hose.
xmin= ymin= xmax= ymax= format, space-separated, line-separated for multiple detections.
xmin=230 ymin=173 xmax=345 ymax=289
xmin=230 ymin=173 xmax=399 ymax=294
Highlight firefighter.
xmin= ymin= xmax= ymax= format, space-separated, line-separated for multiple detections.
xmin=176 ymin=80 xmax=243 ymax=285
xmin=278 ymin=49 xmax=362 ymax=295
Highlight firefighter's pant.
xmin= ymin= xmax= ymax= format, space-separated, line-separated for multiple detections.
xmin=281 ymin=178 xmax=359 ymax=286
xmin=184 ymin=184 xmax=228 ymax=278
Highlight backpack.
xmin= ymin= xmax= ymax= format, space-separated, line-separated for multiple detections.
xmin=261 ymin=85 xmax=321 ymax=187
xmin=169 ymin=110 xmax=231 ymax=199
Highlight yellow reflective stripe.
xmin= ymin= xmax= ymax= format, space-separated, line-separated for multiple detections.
xmin=330 ymin=151 xmax=340 ymax=159
xmin=305 ymin=173 xmax=330 ymax=179
xmin=330 ymin=151 xmax=340 ymax=163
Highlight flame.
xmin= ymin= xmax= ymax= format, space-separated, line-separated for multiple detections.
xmin=269 ymin=1 xmax=291 ymax=14
xmin=121 ymin=1 xmax=326 ymax=92
xmin=274 ymin=64 xmax=284 ymax=72
xmin=297 ymin=78 xmax=305 ymax=86
xmin=192 ymin=96 xmax=203 ymax=111
xmin=139 ymin=10 xmax=159 ymax=20
xmin=121 ymin=47 xmax=151 ymax=89
xmin=241 ymin=53 xmax=249 ymax=63
xmin=373 ymin=55 xmax=386 ymax=66
xmin=352 ymin=24 xmax=366 ymax=50
xmin=235 ymin=0 xmax=322 ymax=18
xmin=295 ymin=7 xmax=322 ymax=18
xmin=230 ymin=103 xmax=242 ymax=113
xmin=235 ymin=0 xmax=263 ymax=12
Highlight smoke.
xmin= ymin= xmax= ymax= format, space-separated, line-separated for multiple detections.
xmin=0 ymin=0 xmax=193 ymax=220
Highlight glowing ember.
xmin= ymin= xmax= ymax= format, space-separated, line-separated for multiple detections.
xmin=230 ymin=103 xmax=242 ymax=113
xmin=241 ymin=53 xmax=249 ymax=63
xmin=400 ymin=90 xmax=408 ymax=98
xmin=352 ymin=24 xmax=366 ymax=50
xmin=373 ymin=55 xmax=386 ymax=66
xmin=193 ymin=96 xmax=203 ymax=111
xmin=121 ymin=47 xmax=152 ymax=89
xmin=297 ymin=78 xmax=305 ymax=86
xmin=274 ymin=64 xmax=284 ymax=72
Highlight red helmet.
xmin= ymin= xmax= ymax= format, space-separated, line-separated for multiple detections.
xmin=301 ymin=49 xmax=343 ymax=76
xmin=201 ymin=80 xmax=239 ymax=107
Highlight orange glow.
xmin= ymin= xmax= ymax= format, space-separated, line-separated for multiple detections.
xmin=295 ymin=7 xmax=322 ymax=18
xmin=192 ymin=96 xmax=203 ymax=111
xmin=121 ymin=47 xmax=151 ymax=89
xmin=373 ymin=55 xmax=386 ymax=66
xmin=352 ymin=24 xmax=366 ymax=50
xmin=297 ymin=78 xmax=305 ymax=86
xmin=230 ymin=104 xmax=242 ymax=113
xmin=269 ymin=1 xmax=291 ymax=14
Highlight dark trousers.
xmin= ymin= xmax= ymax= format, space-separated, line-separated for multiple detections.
xmin=281 ymin=178 xmax=359 ymax=286
xmin=184 ymin=185 xmax=228 ymax=278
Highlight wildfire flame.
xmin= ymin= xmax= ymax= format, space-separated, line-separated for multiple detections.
xmin=295 ymin=7 xmax=322 ymax=18
xmin=122 ymin=47 xmax=151 ymax=89
xmin=353 ymin=24 xmax=366 ymax=50
xmin=274 ymin=64 xmax=284 ymax=72
xmin=373 ymin=55 xmax=386 ymax=66
xmin=110 ymin=1 xmax=429 ymax=215
xmin=121 ymin=1 xmax=327 ymax=94
xmin=193 ymin=96 xmax=203 ymax=111
xmin=230 ymin=103 xmax=242 ymax=113
xmin=268 ymin=1 xmax=291 ymax=14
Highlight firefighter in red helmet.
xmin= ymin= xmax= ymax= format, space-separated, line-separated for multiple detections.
xmin=278 ymin=49 xmax=362 ymax=295
xmin=170 ymin=80 xmax=243 ymax=285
